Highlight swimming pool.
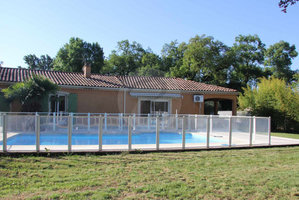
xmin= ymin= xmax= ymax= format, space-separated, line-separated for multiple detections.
xmin=2 ymin=132 xmax=224 ymax=145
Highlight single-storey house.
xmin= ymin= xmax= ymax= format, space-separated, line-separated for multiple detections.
xmin=0 ymin=65 xmax=238 ymax=115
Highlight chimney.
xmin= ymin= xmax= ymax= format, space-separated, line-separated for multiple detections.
xmin=82 ymin=63 xmax=91 ymax=78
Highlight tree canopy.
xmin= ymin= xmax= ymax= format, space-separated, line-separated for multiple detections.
xmin=53 ymin=37 xmax=104 ymax=73
xmin=19 ymin=35 xmax=298 ymax=93
xmin=103 ymin=40 xmax=146 ymax=76
xmin=264 ymin=41 xmax=298 ymax=83
xmin=24 ymin=54 xmax=53 ymax=70
xmin=228 ymin=35 xmax=266 ymax=91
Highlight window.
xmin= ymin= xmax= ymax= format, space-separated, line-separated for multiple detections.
xmin=140 ymin=100 xmax=169 ymax=115
xmin=49 ymin=94 xmax=67 ymax=113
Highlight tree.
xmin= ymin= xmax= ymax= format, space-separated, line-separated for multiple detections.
xmin=279 ymin=0 xmax=298 ymax=12
xmin=228 ymin=34 xmax=266 ymax=91
xmin=136 ymin=53 xmax=164 ymax=77
xmin=104 ymin=40 xmax=146 ymax=75
xmin=176 ymin=35 xmax=231 ymax=86
xmin=161 ymin=40 xmax=187 ymax=77
xmin=238 ymin=77 xmax=299 ymax=132
xmin=264 ymin=41 xmax=298 ymax=83
xmin=53 ymin=37 xmax=104 ymax=73
xmin=3 ymin=75 xmax=58 ymax=112
xmin=24 ymin=54 xmax=53 ymax=70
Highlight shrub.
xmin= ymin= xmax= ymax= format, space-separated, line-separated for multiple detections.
xmin=238 ymin=77 xmax=299 ymax=132
xmin=3 ymin=75 xmax=58 ymax=112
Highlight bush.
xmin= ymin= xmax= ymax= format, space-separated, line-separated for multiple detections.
xmin=238 ymin=77 xmax=299 ymax=132
xmin=3 ymin=75 xmax=58 ymax=112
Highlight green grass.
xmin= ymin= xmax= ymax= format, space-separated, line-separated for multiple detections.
xmin=272 ymin=132 xmax=299 ymax=139
xmin=1 ymin=147 xmax=299 ymax=200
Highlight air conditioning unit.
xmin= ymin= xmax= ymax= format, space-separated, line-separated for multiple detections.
xmin=193 ymin=95 xmax=204 ymax=102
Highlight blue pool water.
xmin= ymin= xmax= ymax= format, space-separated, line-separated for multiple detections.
xmin=1 ymin=132 xmax=224 ymax=145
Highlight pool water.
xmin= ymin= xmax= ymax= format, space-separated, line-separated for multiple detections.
xmin=2 ymin=132 xmax=224 ymax=145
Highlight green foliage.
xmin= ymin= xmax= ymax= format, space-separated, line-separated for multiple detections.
xmin=264 ymin=41 xmax=298 ymax=83
xmin=104 ymin=40 xmax=146 ymax=75
xmin=2 ymin=75 xmax=58 ymax=112
xmin=161 ymin=40 xmax=187 ymax=77
xmin=136 ymin=53 xmax=165 ymax=77
xmin=53 ymin=37 xmax=104 ymax=73
xmin=24 ymin=54 xmax=53 ymax=70
xmin=21 ymin=35 xmax=298 ymax=93
xmin=239 ymin=77 xmax=299 ymax=132
xmin=178 ymin=35 xmax=231 ymax=86
xmin=229 ymin=34 xmax=266 ymax=91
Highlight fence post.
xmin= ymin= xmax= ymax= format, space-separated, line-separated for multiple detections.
xmin=68 ymin=115 xmax=72 ymax=152
xmin=268 ymin=117 xmax=271 ymax=146
xmin=249 ymin=117 xmax=253 ymax=147
xmin=98 ymin=115 xmax=103 ymax=151
xmin=119 ymin=113 xmax=123 ymax=130
xmin=104 ymin=113 xmax=107 ymax=130
xmin=175 ymin=113 xmax=178 ymax=130
xmin=35 ymin=114 xmax=40 ymax=152
xmin=195 ymin=115 xmax=198 ymax=130
xmin=2 ymin=114 xmax=7 ymax=152
xmin=210 ymin=115 xmax=213 ymax=135
xmin=87 ymin=113 xmax=90 ymax=132
xmin=128 ymin=116 xmax=132 ymax=151
xmin=188 ymin=115 xmax=191 ymax=130
xmin=253 ymin=116 xmax=256 ymax=143
xmin=53 ymin=112 xmax=56 ymax=131
xmin=228 ymin=116 xmax=232 ymax=147
xmin=147 ymin=113 xmax=150 ymax=130
xmin=156 ymin=117 xmax=160 ymax=150
xmin=182 ymin=116 xmax=186 ymax=149
xmin=161 ymin=113 xmax=165 ymax=130
xmin=206 ymin=116 xmax=210 ymax=148
xmin=133 ymin=113 xmax=136 ymax=131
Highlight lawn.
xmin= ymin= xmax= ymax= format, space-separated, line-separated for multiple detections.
xmin=272 ymin=132 xmax=299 ymax=139
xmin=0 ymin=147 xmax=299 ymax=200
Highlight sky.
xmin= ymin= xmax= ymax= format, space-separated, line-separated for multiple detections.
xmin=0 ymin=0 xmax=299 ymax=70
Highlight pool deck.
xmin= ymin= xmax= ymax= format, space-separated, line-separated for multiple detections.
xmin=1 ymin=132 xmax=299 ymax=153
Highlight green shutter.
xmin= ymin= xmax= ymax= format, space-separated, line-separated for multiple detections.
xmin=0 ymin=92 xmax=10 ymax=112
xmin=40 ymin=96 xmax=49 ymax=112
xmin=68 ymin=93 xmax=78 ymax=113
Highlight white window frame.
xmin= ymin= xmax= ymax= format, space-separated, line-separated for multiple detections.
xmin=138 ymin=97 xmax=172 ymax=115
xmin=48 ymin=91 xmax=69 ymax=113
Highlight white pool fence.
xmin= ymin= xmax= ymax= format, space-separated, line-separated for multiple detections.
xmin=0 ymin=112 xmax=271 ymax=152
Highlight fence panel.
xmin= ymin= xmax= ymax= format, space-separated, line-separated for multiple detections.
xmin=0 ymin=114 xmax=3 ymax=151
xmin=71 ymin=116 xmax=99 ymax=151
xmin=231 ymin=117 xmax=251 ymax=146
xmin=209 ymin=116 xmax=230 ymax=147
xmin=40 ymin=115 xmax=68 ymax=151
xmin=131 ymin=116 xmax=157 ymax=150
xmin=3 ymin=115 xmax=36 ymax=151
xmin=102 ymin=116 xmax=129 ymax=151
xmin=159 ymin=116 xmax=183 ymax=149
xmin=254 ymin=117 xmax=270 ymax=145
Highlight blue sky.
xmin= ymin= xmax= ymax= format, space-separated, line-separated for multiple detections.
xmin=0 ymin=0 xmax=298 ymax=70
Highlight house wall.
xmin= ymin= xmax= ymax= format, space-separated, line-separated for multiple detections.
xmin=0 ymin=82 xmax=238 ymax=115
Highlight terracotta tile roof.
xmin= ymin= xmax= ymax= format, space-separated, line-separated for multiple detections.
xmin=0 ymin=67 xmax=237 ymax=93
